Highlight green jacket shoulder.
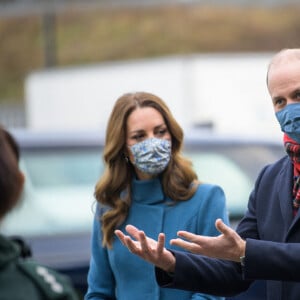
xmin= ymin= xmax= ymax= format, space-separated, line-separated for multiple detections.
xmin=17 ymin=259 xmax=79 ymax=300
xmin=0 ymin=235 xmax=79 ymax=300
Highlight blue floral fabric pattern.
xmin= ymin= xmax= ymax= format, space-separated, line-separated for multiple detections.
xmin=129 ymin=138 xmax=171 ymax=175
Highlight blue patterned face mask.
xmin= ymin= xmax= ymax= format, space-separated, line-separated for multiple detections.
xmin=276 ymin=103 xmax=300 ymax=143
xmin=129 ymin=138 xmax=171 ymax=175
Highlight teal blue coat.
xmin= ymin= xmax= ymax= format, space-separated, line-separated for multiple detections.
xmin=85 ymin=178 xmax=229 ymax=300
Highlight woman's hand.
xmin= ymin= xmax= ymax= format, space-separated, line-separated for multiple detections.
xmin=170 ymin=219 xmax=246 ymax=262
xmin=115 ymin=224 xmax=176 ymax=272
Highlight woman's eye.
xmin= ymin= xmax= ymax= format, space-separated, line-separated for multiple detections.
xmin=132 ymin=134 xmax=144 ymax=141
xmin=157 ymin=128 xmax=167 ymax=136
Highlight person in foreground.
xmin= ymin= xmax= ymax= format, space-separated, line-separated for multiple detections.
xmin=85 ymin=92 xmax=229 ymax=300
xmin=0 ymin=126 xmax=78 ymax=300
xmin=115 ymin=48 xmax=300 ymax=300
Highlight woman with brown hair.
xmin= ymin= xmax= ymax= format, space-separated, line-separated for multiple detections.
xmin=85 ymin=92 xmax=228 ymax=300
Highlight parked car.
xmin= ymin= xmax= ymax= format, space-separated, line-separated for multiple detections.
xmin=1 ymin=129 xmax=285 ymax=299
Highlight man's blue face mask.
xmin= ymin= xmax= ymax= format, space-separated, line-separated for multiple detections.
xmin=276 ymin=103 xmax=300 ymax=144
xmin=129 ymin=137 xmax=171 ymax=175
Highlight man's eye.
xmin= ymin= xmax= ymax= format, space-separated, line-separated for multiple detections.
xmin=274 ymin=98 xmax=284 ymax=106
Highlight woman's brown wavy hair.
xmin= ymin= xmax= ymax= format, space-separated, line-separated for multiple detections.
xmin=95 ymin=92 xmax=199 ymax=248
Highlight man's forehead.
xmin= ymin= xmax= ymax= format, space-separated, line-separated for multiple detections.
xmin=267 ymin=49 xmax=300 ymax=87
xmin=267 ymin=61 xmax=300 ymax=98
xmin=270 ymin=49 xmax=300 ymax=68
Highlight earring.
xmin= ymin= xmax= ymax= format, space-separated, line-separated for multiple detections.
xmin=124 ymin=155 xmax=129 ymax=163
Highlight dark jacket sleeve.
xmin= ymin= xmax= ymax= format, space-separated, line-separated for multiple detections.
xmin=244 ymin=238 xmax=300 ymax=281
xmin=155 ymin=250 xmax=251 ymax=297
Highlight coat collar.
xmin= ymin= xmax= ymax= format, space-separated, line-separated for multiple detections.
xmin=0 ymin=235 xmax=20 ymax=269
xmin=131 ymin=177 xmax=165 ymax=205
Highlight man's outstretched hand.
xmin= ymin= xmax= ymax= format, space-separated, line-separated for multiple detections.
xmin=170 ymin=219 xmax=245 ymax=262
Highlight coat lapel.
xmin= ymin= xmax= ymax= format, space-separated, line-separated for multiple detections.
xmin=278 ymin=158 xmax=294 ymax=235
xmin=280 ymin=158 xmax=300 ymax=239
